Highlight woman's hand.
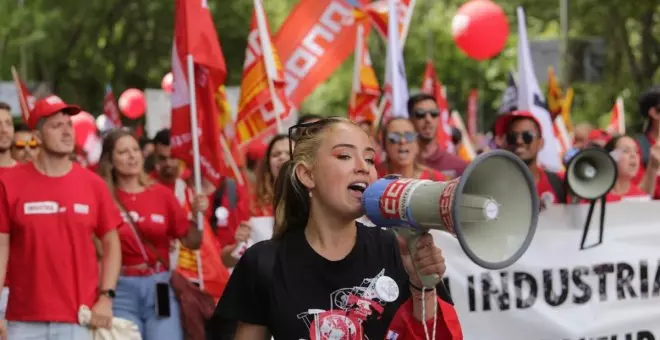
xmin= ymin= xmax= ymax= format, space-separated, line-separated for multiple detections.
xmin=234 ymin=221 xmax=252 ymax=243
xmin=190 ymin=193 xmax=210 ymax=214
xmin=397 ymin=232 xmax=445 ymax=288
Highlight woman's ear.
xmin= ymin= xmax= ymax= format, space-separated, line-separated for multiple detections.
xmin=294 ymin=162 xmax=315 ymax=190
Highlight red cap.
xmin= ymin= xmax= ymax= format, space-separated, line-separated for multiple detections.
xmin=493 ymin=110 xmax=543 ymax=137
xmin=28 ymin=95 xmax=81 ymax=129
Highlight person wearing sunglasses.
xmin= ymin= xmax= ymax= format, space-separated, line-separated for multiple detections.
xmin=377 ymin=117 xmax=445 ymax=181
xmin=10 ymin=124 xmax=40 ymax=164
xmin=210 ymin=117 xmax=461 ymax=340
xmin=494 ymin=110 xmax=566 ymax=207
xmin=407 ymin=93 xmax=467 ymax=179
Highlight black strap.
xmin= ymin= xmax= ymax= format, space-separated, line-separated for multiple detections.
xmin=579 ymin=196 xmax=607 ymax=250
xmin=544 ymin=170 xmax=567 ymax=203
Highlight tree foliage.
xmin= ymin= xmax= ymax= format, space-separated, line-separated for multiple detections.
xmin=0 ymin=0 xmax=658 ymax=133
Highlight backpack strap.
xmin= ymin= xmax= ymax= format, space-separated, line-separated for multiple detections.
xmin=544 ymin=170 xmax=567 ymax=204
xmin=636 ymin=134 xmax=651 ymax=167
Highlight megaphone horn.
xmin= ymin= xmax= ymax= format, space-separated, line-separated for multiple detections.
xmin=566 ymin=147 xmax=617 ymax=200
xmin=362 ymin=150 xmax=539 ymax=287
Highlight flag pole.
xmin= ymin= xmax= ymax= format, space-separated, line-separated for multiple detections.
xmin=186 ymin=54 xmax=204 ymax=233
xmin=185 ymin=54 xmax=206 ymax=291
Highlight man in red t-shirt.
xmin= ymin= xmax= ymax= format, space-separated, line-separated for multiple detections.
xmin=494 ymin=111 xmax=566 ymax=208
xmin=0 ymin=102 xmax=17 ymax=175
xmin=407 ymin=93 xmax=468 ymax=179
xmin=0 ymin=96 xmax=122 ymax=340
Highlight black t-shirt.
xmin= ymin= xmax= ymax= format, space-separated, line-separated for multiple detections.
xmin=209 ymin=222 xmax=450 ymax=340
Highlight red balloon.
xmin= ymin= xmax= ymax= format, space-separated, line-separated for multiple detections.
xmin=118 ymin=88 xmax=146 ymax=119
xmin=452 ymin=0 xmax=509 ymax=61
xmin=161 ymin=72 xmax=173 ymax=93
xmin=71 ymin=111 xmax=97 ymax=149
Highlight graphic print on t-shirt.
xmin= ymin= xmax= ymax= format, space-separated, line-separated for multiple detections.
xmin=297 ymin=269 xmax=400 ymax=340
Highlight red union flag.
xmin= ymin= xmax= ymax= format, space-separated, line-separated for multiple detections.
xmin=170 ymin=0 xmax=228 ymax=186
xmin=10 ymin=66 xmax=35 ymax=124
xmin=349 ymin=23 xmax=380 ymax=123
xmin=235 ymin=0 xmax=290 ymax=147
xmin=421 ymin=61 xmax=452 ymax=151
xmin=103 ymin=84 xmax=122 ymax=128
xmin=275 ymin=0 xmax=369 ymax=107
xmin=365 ymin=0 xmax=413 ymax=40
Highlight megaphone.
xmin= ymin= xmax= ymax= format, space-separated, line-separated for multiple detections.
xmin=362 ymin=150 xmax=539 ymax=287
xmin=565 ymin=147 xmax=617 ymax=200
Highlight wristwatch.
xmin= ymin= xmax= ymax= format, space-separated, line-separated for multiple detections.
xmin=100 ymin=289 xmax=116 ymax=299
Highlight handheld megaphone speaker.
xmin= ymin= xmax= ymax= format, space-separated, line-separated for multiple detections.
xmin=565 ymin=147 xmax=617 ymax=200
xmin=565 ymin=147 xmax=617 ymax=250
xmin=362 ymin=150 xmax=539 ymax=287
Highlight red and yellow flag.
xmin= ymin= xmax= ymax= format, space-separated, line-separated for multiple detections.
xmin=236 ymin=0 xmax=290 ymax=147
xmin=547 ymin=66 xmax=574 ymax=133
xmin=607 ymin=96 xmax=625 ymax=135
xmin=365 ymin=0 xmax=413 ymax=40
xmin=349 ymin=23 xmax=380 ymax=124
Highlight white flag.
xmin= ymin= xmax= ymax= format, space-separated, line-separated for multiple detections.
xmin=516 ymin=7 xmax=562 ymax=171
xmin=383 ymin=0 xmax=409 ymax=118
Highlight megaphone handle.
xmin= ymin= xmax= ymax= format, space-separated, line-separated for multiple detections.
xmin=394 ymin=228 xmax=440 ymax=289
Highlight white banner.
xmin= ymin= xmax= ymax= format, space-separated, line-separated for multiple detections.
xmin=432 ymin=201 xmax=660 ymax=340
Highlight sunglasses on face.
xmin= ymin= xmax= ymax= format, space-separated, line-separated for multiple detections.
xmin=412 ymin=109 xmax=440 ymax=119
xmin=506 ymin=131 xmax=538 ymax=145
xmin=288 ymin=117 xmax=344 ymax=158
xmin=386 ymin=132 xmax=418 ymax=145
xmin=12 ymin=139 xmax=40 ymax=150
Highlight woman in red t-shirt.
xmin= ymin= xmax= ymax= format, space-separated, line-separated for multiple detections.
xmin=377 ymin=117 xmax=446 ymax=181
xmin=98 ymin=129 xmax=206 ymax=340
xmin=603 ymin=135 xmax=651 ymax=202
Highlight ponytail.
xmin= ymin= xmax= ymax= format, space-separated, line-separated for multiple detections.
xmin=273 ymin=160 xmax=311 ymax=238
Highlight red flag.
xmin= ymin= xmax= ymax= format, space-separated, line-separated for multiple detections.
xmin=235 ymin=0 xmax=290 ymax=146
xmin=420 ymin=61 xmax=452 ymax=151
xmin=103 ymin=84 xmax=122 ymax=128
xmin=275 ymin=0 xmax=368 ymax=107
xmin=170 ymin=0 xmax=228 ymax=186
xmin=348 ymin=23 xmax=380 ymax=123
xmin=365 ymin=0 xmax=412 ymax=40
xmin=10 ymin=66 xmax=35 ymax=125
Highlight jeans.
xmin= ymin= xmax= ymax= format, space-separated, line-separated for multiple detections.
xmin=113 ymin=271 xmax=182 ymax=340
xmin=0 ymin=288 xmax=9 ymax=320
xmin=6 ymin=322 xmax=92 ymax=340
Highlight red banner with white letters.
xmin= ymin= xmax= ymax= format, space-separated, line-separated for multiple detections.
xmin=274 ymin=0 xmax=368 ymax=107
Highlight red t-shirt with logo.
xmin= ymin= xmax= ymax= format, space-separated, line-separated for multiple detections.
xmin=116 ymin=184 xmax=190 ymax=268
xmin=0 ymin=162 xmax=121 ymax=323
xmin=605 ymin=184 xmax=651 ymax=202
xmin=537 ymin=170 xmax=565 ymax=204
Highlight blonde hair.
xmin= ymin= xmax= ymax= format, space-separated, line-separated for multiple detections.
xmin=98 ymin=129 xmax=153 ymax=195
xmin=273 ymin=117 xmax=357 ymax=237
xmin=253 ymin=134 xmax=290 ymax=213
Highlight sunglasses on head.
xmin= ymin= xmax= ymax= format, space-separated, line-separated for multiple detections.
xmin=13 ymin=139 xmax=40 ymax=150
xmin=506 ymin=131 xmax=538 ymax=145
xmin=287 ymin=117 xmax=344 ymax=158
xmin=412 ymin=109 xmax=440 ymax=119
xmin=386 ymin=131 xmax=418 ymax=144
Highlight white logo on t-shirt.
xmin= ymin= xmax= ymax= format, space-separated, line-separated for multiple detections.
xmin=73 ymin=203 xmax=89 ymax=215
xmin=24 ymin=201 xmax=59 ymax=215
xmin=150 ymin=214 xmax=165 ymax=224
